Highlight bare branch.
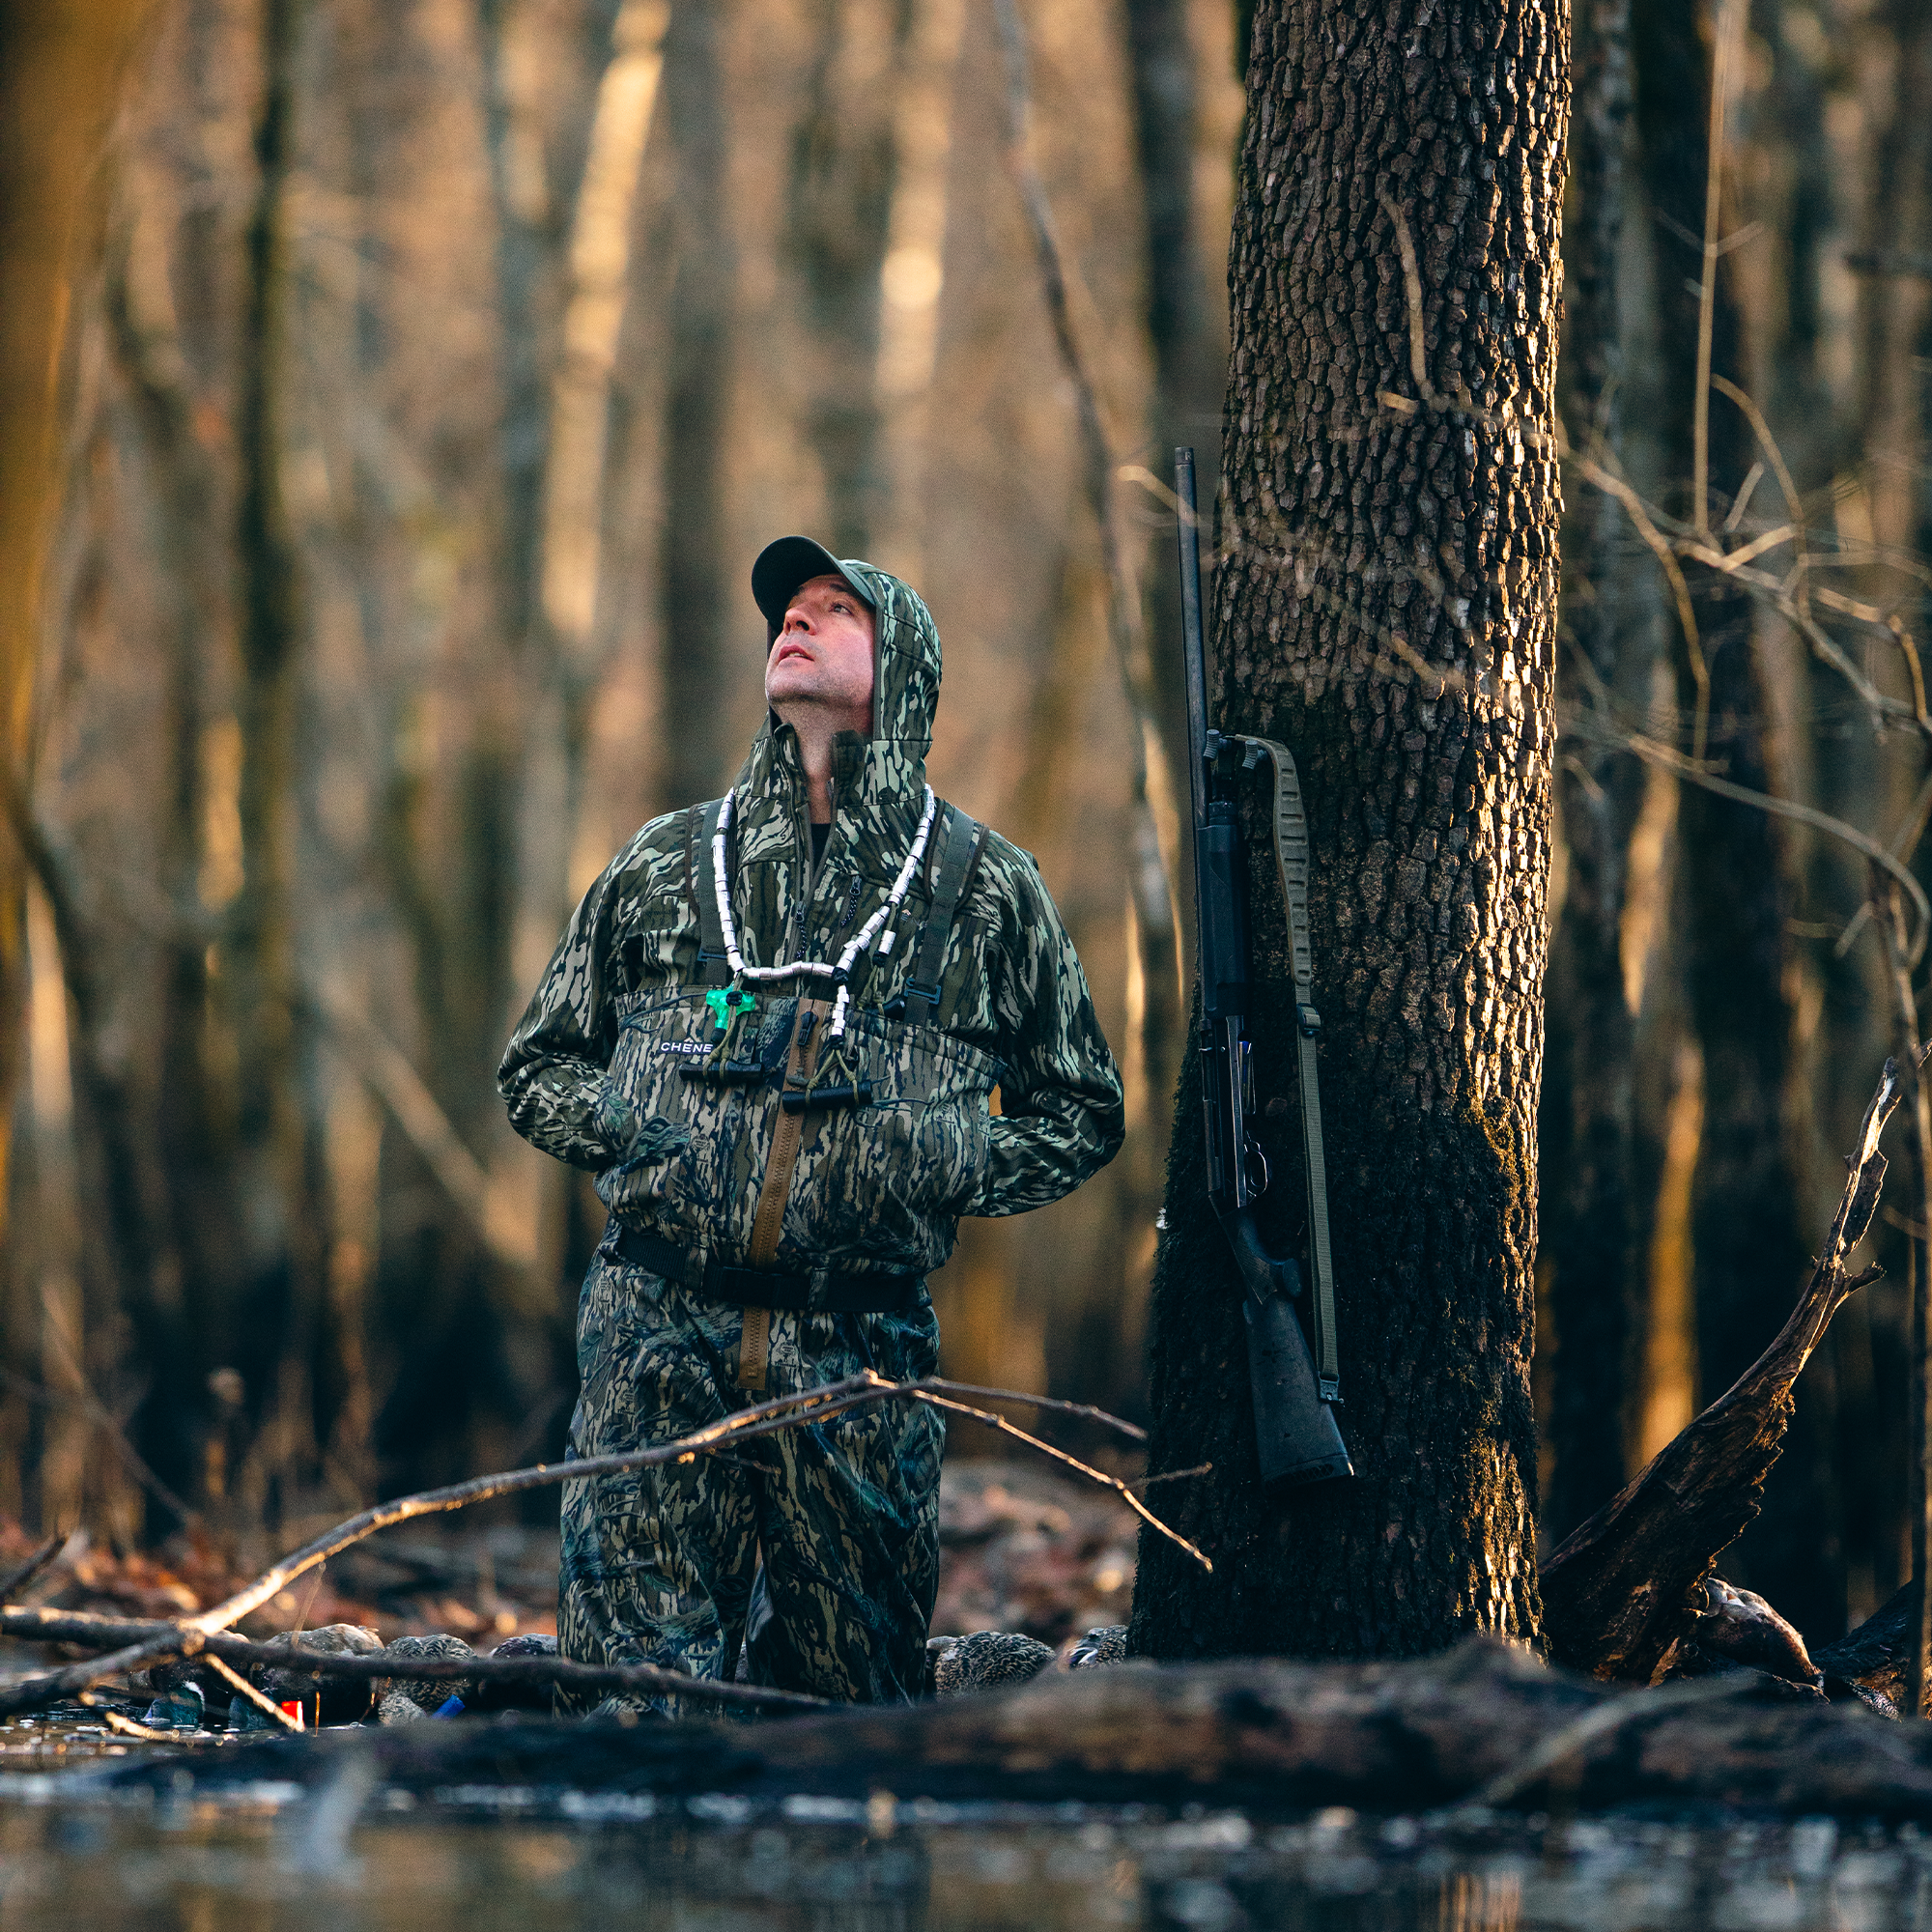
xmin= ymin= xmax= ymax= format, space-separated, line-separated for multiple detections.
xmin=1562 ymin=716 xmax=1932 ymax=968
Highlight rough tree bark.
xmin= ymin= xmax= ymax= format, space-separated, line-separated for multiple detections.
xmin=1630 ymin=0 xmax=1824 ymax=1636
xmin=1129 ymin=0 xmax=1565 ymax=1657
xmin=1538 ymin=0 xmax=1645 ymax=1544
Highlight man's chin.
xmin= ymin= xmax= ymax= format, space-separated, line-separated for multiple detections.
xmin=766 ymin=675 xmax=824 ymax=709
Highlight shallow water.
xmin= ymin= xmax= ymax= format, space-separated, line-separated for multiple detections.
xmin=7 ymin=1740 xmax=1932 ymax=1932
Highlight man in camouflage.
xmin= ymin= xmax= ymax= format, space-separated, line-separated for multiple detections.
xmin=499 ymin=537 xmax=1124 ymax=1712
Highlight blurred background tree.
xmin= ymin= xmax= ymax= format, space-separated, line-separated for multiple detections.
xmin=2 ymin=0 xmax=1931 ymax=1668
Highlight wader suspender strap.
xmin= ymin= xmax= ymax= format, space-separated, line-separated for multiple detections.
xmin=691 ymin=801 xmax=732 ymax=987
xmin=1231 ymin=735 xmax=1340 ymax=1403
xmin=900 ymin=807 xmax=985 ymax=1013
xmin=740 ymin=996 xmax=829 ymax=1391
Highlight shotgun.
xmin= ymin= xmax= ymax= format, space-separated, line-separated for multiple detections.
xmin=1175 ymin=446 xmax=1352 ymax=1489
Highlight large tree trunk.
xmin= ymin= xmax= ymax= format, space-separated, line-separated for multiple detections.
xmin=1129 ymin=0 xmax=1565 ymax=1657
xmin=1630 ymin=0 xmax=1825 ymax=1637
xmin=1538 ymin=0 xmax=1646 ymax=1545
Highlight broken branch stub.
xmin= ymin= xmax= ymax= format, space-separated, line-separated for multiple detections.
xmin=1539 ymin=1058 xmax=1903 ymax=1682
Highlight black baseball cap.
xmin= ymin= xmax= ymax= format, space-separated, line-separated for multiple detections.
xmin=752 ymin=535 xmax=875 ymax=636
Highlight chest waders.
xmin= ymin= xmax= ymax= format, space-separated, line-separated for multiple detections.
xmin=683 ymin=797 xmax=986 ymax=1389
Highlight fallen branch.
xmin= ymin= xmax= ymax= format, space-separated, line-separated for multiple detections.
xmin=1540 ymin=1058 xmax=1903 ymax=1680
xmin=0 ymin=1373 xmax=1194 ymax=1719
xmin=0 ymin=1605 xmax=832 ymax=1714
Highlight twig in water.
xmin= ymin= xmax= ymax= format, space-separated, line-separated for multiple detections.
xmin=203 ymin=1649 xmax=300 ymax=1730
xmin=97 ymin=1707 xmax=177 ymax=1743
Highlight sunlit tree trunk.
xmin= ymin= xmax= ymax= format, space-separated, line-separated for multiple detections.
xmin=1130 ymin=0 xmax=1564 ymax=1657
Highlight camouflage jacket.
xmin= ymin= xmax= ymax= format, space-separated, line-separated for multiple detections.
xmin=497 ymin=558 xmax=1125 ymax=1281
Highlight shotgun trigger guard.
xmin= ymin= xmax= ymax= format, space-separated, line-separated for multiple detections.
xmin=1242 ymin=1135 xmax=1271 ymax=1200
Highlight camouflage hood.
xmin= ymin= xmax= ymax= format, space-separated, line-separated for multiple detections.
xmin=732 ymin=557 xmax=942 ymax=866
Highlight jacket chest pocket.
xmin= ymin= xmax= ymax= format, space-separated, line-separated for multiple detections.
xmin=600 ymin=992 xmax=749 ymax=1230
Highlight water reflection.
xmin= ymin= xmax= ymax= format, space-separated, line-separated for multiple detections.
xmin=2 ymin=1778 xmax=1931 ymax=1930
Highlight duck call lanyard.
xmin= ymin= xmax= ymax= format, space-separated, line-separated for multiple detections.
xmin=710 ymin=781 xmax=940 ymax=1041
xmin=1228 ymin=734 xmax=1340 ymax=1401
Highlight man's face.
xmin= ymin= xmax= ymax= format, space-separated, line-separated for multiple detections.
xmin=764 ymin=574 xmax=876 ymax=736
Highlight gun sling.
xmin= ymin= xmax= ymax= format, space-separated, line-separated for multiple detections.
xmin=1228 ymin=735 xmax=1342 ymax=1404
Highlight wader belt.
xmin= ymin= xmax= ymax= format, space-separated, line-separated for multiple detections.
xmin=739 ymin=995 xmax=828 ymax=1387
xmin=610 ymin=1225 xmax=919 ymax=1314
xmin=1230 ymin=735 xmax=1340 ymax=1404
xmin=689 ymin=799 xmax=732 ymax=987
xmin=893 ymin=807 xmax=985 ymax=1016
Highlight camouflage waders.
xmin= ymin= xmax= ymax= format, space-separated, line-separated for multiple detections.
xmin=501 ymin=551 xmax=1124 ymax=1709
xmin=558 ymin=1245 xmax=943 ymax=1715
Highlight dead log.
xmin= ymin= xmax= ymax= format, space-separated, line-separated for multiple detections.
xmin=1540 ymin=1059 xmax=1901 ymax=1682
xmin=92 ymin=1635 xmax=1932 ymax=1821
